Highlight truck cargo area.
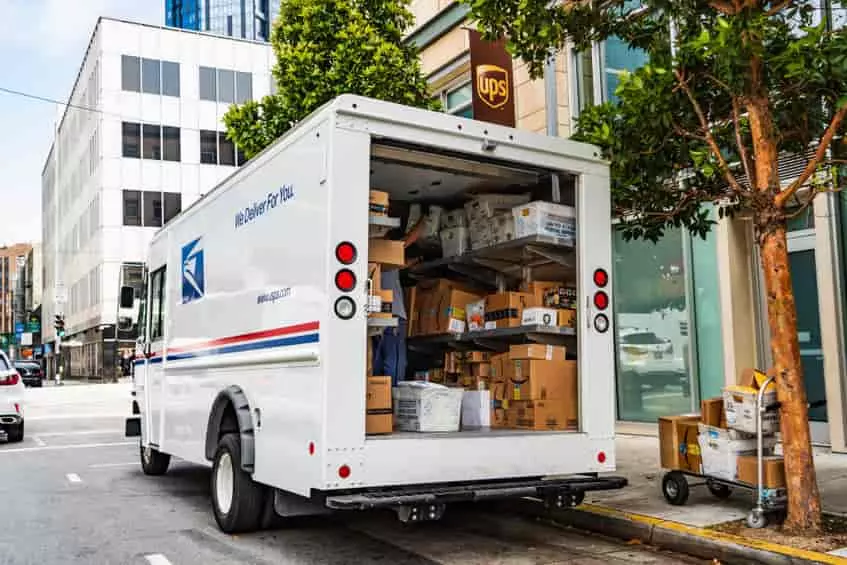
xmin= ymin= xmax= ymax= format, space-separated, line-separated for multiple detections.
xmin=364 ymin=139 xmax=585 ymax=439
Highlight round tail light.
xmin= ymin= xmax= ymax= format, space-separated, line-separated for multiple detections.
xmin=334 ymin=296 xmax=356 ymax=320
xmin=593 ymin=291 xmax=609 ymax=310
xmin=335 ymin=242 xmax=357 ymax=265
xmin=335 ymin=269 xmax=356 ymax=292
xmin=338 ymin=465 xmax=351 ymax=479
xmin=597 ymin=451 xmax=607 ymax=464
xmin=593 ymin=268 xmax=609 ymax=287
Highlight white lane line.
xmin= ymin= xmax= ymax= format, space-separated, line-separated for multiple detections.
xmin=25 ymin=413 xmax=127 ymax=421
xmin=145 ymin=554 xmax=173 ymax=565
xmin=66 ymin=473 xmax=82 ymax=484
xmin=34 ymin=436 xmax=46 ymax=447
xmin=0 ymin=441 xmax=135 ymax=454
xmin=89 ymin=462 xmax=136 ymax=468
xmin=34 ymin=429 xmax=119 ymax=437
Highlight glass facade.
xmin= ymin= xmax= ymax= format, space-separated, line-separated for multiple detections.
xmin=165 ymin=0 xmax=280 ymax=42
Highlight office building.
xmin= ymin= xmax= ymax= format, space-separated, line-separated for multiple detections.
xmin=166 ymin=0 xmax=279 ymax=42
xmin=0 ymin=243 xmax=32 ymax=349
xmin=41 ymin=17 xmax=274 ymax=380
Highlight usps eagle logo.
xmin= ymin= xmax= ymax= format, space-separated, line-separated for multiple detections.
xmin=181 ymin=237 xmax=205 ymax=304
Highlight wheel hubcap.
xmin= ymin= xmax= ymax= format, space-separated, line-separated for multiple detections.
xmin=666 ymin=482 xmax=678 ymax=497
xmin=216 ymin=452 xmax=234 ymax=515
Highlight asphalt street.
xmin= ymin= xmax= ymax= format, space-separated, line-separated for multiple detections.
xmin=0 ymin=382 xmax=705 ymax=565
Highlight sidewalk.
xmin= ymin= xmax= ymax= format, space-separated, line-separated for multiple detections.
xmin=505 ymin=435 xmax=847 ymax=564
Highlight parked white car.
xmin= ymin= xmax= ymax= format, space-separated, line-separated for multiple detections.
xmin=0 ymin=351 xmax=25 ymax=443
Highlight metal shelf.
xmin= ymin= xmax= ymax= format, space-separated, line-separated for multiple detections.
xmin=367 ymin=316 xmax=398 ymax=336
xmin=408 ymin=325 xmax=575 ymax=353
xmin=407 ymin=234 xmax=576 ymax=289
xmin=369 ymin=214 xmax=401 ymax=238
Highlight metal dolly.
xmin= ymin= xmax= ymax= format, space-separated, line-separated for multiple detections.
xmin=661 ymin=376 xmax=825 ymax=529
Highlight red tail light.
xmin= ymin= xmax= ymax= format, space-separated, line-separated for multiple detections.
xmin=0 ymin=372 xmax=20 ymax=386
xmin=593 ymin=268 xmax=609 ymax=287
xmin=335 ymin=269 xmax=356 ymax=292
xmin=335 ymin=242 xmax=357 ymax=265
xmin=593 ymin=291 xmax=609 ymax=310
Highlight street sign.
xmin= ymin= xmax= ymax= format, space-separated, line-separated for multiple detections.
xmin=26 ymin=320 xmax=40 ymax=332
xmin=14 ymin=322 xmax=24 ymax=335
xmin=20 ymin=333 xmax=32 ymax=346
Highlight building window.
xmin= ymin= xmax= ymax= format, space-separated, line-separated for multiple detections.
xmin=199 ymin=66 xmax=252 ymax=104
xmin=121 ymin=55 xmax=141 ymax=92
xmin=164 ymin=193 xmax=182 ymax=224
xmin=122 ymin=122 xmax=141 ymax=158
xmin=121 ymin=55 xmax=180 ymax=97
xmin=436 ymin=79 xmax=473 ymax=118
xmin=200 ymin=130 xmax=247 ymax=166
xmin=162 ymin=126 xmax=181 ymax=162
xmin=123 ymin=190 xmax=142 ymax=226
xmin=199 ymin=66 xmax=217 ymax=101
xmin=143 ymin=124 xmax=162 ymax=159
xmin=123 ymin=122 xmax=181 ymax=162
xmin=143 ymin=192 xmax=163 ymax=228
xmin=603 ymin=36 xmax=648 ymax=103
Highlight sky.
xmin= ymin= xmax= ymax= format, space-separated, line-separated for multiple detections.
xmin=0 ymin=0 xmax=163 ymax=246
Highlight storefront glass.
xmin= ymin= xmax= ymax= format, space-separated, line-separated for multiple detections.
xmin=613 ymin=228 xmax=693 ymax=421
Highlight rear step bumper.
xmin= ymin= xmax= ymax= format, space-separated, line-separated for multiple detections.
xmin=324 ymin=475 xmax=628 ymax=510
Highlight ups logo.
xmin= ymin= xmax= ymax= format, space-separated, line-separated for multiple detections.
xmin=476 ymin=64 xmax=510 ymax=109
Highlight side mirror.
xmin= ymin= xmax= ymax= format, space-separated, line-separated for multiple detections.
xmin=119 ymin=286 xmax=135 ymax=309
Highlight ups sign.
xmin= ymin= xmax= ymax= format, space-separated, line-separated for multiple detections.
xmin=468 ymin=30 xmax=515 ymax=127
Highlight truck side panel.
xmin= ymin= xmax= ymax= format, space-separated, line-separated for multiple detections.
xmin=156 ymin=121 xmax=330 ymax=496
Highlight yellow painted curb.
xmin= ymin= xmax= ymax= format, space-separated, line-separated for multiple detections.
xmin=580 ymin=503 xmax=847 ymax=564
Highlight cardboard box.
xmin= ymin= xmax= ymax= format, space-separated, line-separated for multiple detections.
xmin=523 ymin=281 xmax=561 ymax=306
xmin=471 ymin=363 xmax=491 ymax=378
xmin=369 ymin=190 xmax=389 ymax=215
xmin=466 ymin=299 xmax=486 ymax=331
xmin=461 ymin=390 xmax=491 ymax=428
xmin=484 ymin=292 xmax=536 ymax=329
xmin=736 ymin=455 xmax=786 ymax=488
xmin=558 ymin=309 xmax=577 ymax=328
xmin=405 ymin=285 xmax=418 ymax=336
xmin=465 ymin=351 xmax=491 ymax=363
xmin=440 ymin=227 xmax=470 ymax=257
xmin=460 ymin=374 xmax=488 ymax=390
xmin=509 ymin=344 xmax=567 ymax=361
xmin=512 ymin=201 xmax=576 ymax=243
xmin=491 ymin=404 xmax=508 ymax=428
xmin=701 ymin=397 xmax=724 ymax=428
xmin=521 ymin=307 xmax=559 ymax=328
xmin=509 ymin=360 xmax=576 ymax=401
xmin=367 ymin=376 xmax=392 ymax=411
xmin=369 ymin=238 xmax=405 ymax=268
xmin=465 ymin=193 xmax=531 ymax=222
xmin=366 ymin=411 xmax=393 ymax=434
xmin=441 ymin=208 xmax=467 ymax=229
xmin=490 ymin=212 xmax=516 ymax=244
xmin=507 ymin=399 xmax=577 ymax=431
xmin=698 ymin=423 xmax=758 ymax=442
xmin=658 ymin=415 xmax=702 ymax=471
xmin=698 ymin=432 xmax=766 ymax=481
xmin=393 ymin=382 xmax=464 ymax=432
xmin=723 ymin=385 xmax=778 ymax=434
xmin=489 ymin=353 xmax=509 ymax=383
xmin=416 ymin=279 xmax=482 ymax=335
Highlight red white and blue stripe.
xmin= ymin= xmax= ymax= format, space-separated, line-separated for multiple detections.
xmin=135 ymin=321 xmax=319 ymax=365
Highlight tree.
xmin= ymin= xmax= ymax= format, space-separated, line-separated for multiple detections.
xmin=224 ymin=0 xmax=438 ymax=158
xmin=467 ymin=0 xmax=847 ymax=533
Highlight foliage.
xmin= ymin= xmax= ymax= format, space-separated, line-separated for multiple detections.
xmin=224 ymin=0 xmax=439 ymax=158
xmin=467 ymin=0 xmax=847 ymax=242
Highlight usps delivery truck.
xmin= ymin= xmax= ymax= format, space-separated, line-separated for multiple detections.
xmin=124 ymin=95 xmax=625 ymax=533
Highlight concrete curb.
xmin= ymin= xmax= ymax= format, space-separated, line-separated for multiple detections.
xmin=498 ymin=498 xmax=845 ymax=565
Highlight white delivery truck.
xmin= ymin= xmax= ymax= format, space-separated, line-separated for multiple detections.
xmin=124 ymin=95 xmax=625 ymax=533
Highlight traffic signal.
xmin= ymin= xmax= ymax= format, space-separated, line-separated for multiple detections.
xmin=54 ymin=315 xmax=65 ymax=338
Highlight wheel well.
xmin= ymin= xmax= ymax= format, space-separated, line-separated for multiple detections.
xmin=205 ymin=386 xmax=256 ymax=472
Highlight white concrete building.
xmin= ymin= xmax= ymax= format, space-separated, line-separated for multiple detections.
xmin=41 ymin=17 xmax=274 ymax=379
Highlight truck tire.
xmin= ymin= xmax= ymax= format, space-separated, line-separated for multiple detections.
xmin=140 ymin=444 xmax=171 ymax=475
xmin=211 ymin=433 xmax=264 ymax=533
xmin=7 ymin=422 xmax=24 ymax=443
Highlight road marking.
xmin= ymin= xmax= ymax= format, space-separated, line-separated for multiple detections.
xmin=25 ymin=413 xmax=127 ymax=421
xmin=145 ymin=554 xmax=173 ymax=565
xmin=34 ymin=429 xmax=118 ymax=437
xmin=0 ymin=441 xmax=134 ymax=454
xmin=89 ymin=462 xmax=137 ymax=468
xmin=66 ymin=473 xmax=82 ymax=484
xmin=34 ymin=436 xmax=46 ymax=447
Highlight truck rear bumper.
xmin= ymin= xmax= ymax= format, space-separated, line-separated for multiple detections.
xmin=322 ymin=475 xmax=627 ymax=510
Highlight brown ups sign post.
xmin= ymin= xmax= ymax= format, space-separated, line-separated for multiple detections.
xmin=468 ymin=30 xmax=516 ymax=127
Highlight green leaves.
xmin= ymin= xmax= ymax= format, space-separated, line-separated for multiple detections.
xmin=225 ymin=0 xmax=436 ymax=158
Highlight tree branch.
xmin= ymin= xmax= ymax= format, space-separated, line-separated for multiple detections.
xmin=674 ymin=70 xmax=745 ymax=195
xmin=766 ymin=0 xmax=794 ymax=17
xmin=709 ymin=1 xmax=738 ymax=15
xmin=731 ymin=98 xmax=757 ymax=188
xmin=776 ymin=105 xmax=847 ymax=207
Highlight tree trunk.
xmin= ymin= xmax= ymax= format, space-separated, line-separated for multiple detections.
xmin=757 ymin=223 xmax=822 ymax=533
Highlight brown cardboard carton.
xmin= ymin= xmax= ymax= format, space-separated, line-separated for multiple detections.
xmin=484 ymin=292 xmax=536 ymax=329
xmin=368 ymin=262 xmax=382 ymax=291
xmin=369 ymin=189 xmax=389 ymax=215
xmin=432 ymin=287 xmax=483 ymax=334
xmin=489 ymin=353 xmax=509 ymax=383
xmin=465 ymin=351 xmax=491 ymax=363
xmin=658 ymin=415 xmax=702 ymax=471
xmin=523 ymin=281 xmax=562 ymax=306
xmin=508 ymin=399 xmax=577 ymax=431
xmin=405 ymin=285 xmax=418 ymax=336
xmin=558 ymin=309 xmax=577 ymax=328
xmin=491 ymin=405 xmax=508 ymax=428
xmin=508 ymin=360 xmax=576 ymax=401
xmin=366 ymin=376 xmax=392 ymax=411
xmin=460 ymin=374 xmax=489 ymax=390
xmin=736 ymin=455 xmax=786 ymax=488
xmin=509 ymin=344 xmax=567 ymax=361
xmin=369 ymin=238 xmax=405 ymax=268
xmin=366 ymin=411 xmax=393 ymax=434
xmin=701 ymin=397 xmax=724 ymax=428
xmin=471 ymin=363 xmax=491 ymax=378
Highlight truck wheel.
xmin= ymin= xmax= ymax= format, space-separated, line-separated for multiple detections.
xmin=7 ymin=422 xmax=24 ymax=443
xmin=661 ymin=471 xmax=689 ymax=506
xmin=706 ymin=480 xmax=732 ymax=499
xmin=140 ymin=444 xmax=171 ymax=475
xmin=211 ymin=433 xmax=264 ymax=534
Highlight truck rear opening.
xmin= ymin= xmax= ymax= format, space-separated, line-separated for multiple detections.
xmin=126 ymin=95 xmax=624 ymax=533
